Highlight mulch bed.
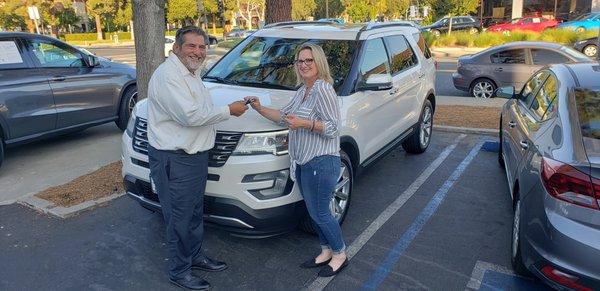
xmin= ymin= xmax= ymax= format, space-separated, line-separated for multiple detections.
xmin=434 ymin=105 xmax=500 ymax=129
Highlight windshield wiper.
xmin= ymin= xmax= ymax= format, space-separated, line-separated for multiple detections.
xmin=203 ymin=76 xmax=238 ymax=85
xmin=235 ymin=80 xmax=295 ymax=90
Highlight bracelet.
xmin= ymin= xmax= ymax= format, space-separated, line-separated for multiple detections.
xmin=309 ymin=120 xmax=315 ymax=132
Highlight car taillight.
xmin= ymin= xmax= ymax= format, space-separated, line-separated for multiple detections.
xmin=541 ymin=157 xmax=600 ymax=210
xmin=541 ymin=265 xmax=593 ymax=291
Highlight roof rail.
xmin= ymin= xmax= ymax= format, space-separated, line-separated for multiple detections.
xmin=355 ymin=21 xmax=418 ymax=41
xmin=263 ymin=21 xmax=338 ymax=29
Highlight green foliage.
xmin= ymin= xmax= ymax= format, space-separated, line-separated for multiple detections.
xmin=344 ymin=0 xmax=371 ymax=22
xmin=428 ymin=29 xmax=600 ymax=48
xmin=314 ymin=0 xmax=344 ymax=19
xmin=292 ymin=0 xmax=317 ymax=20
xmin=167 ymin=0 xmax=199 ymax=23
xmin=385 ymin=0 xmax=409 ymax=19
xmin=64 ymin=33 xmax=100 ymax=41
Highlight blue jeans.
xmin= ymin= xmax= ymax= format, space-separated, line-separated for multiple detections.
xmin=296 ymin=155 xmax=346 ymax=254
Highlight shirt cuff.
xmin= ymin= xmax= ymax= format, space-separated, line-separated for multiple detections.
xmin=221 ymin=105 xmax=231 ymax=120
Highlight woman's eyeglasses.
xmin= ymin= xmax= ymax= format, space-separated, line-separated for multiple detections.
xmin=294 ymin=58 xmax=314 ymax=66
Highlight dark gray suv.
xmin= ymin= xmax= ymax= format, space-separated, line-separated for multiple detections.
xmin=0 ymin=32 xmax=137 ymax=168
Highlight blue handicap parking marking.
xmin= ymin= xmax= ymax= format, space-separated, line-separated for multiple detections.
xmin=480 ymin=141 xmax=500 ymax=153
xmin=479 ymin=270 xmax=548 ymax=291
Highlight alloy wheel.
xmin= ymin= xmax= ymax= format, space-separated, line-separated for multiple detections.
xmin=330 ymin=162 xmax=351 ymax=221
xmin=419 ymin=106 xmax=433 ymax=148
xmin=472 ymin=81 xmax=494 ymax=98
xmin=583 ymin=45 xmax=597 ymax=57
xmin=128 ymin=92 xmax=138 ymax=114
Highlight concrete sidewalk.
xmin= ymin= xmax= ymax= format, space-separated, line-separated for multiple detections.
xmin=437 ymin=95 xmax=506 ymax=108
xmin=431 ymin=47 xmax=487 ymax=58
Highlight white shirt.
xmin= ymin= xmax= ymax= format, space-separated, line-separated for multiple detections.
xmin=147 ymin=54 xmax=230 ymax=154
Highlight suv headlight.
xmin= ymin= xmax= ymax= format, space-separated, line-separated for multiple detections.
xmin=232 ymin=130 xmax=289 ymax=156
xmin=125 ymin=115 xmax=136 ymax=137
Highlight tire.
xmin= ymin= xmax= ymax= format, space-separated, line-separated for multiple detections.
xmin=210 ymin=38 xmax=218 ymax=45
xmin=431 ymin=29 xmax=441 ymax=37
xmin=470 ymin=78 xmax=496 ymax=98
xmin=583 ymin=44 xmax=597 ymax=58
xmin=498 ymin=118 xmax=505 ymax=169
xmin=402 ymin=99 xmax=433 ymax=154
xmin=576 ymin=27 xmax=586 ymax=33
xmin=116 ymin=85 xmax=138 ymax=131
xmin=511 ymin=196 xmax=531 ymax=276
xmin=299 ymin=150 xmax=353 ymax=234
xmin=0 ymin=136 xmax=4 ymax=169
xmin=469 ymin=27 xmax=479 ymax=34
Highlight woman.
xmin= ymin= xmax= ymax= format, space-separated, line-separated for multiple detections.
xmin=244 ymin=43 xmax=348 ymax=277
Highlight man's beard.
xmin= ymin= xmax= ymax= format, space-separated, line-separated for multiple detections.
xmin=180 ymin=54 xmax=204 ymax=72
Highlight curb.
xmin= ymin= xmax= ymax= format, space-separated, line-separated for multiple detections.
xmin=17 ymin=192 xmax=125 ymax=219
xmin=434 ymin=125 xmax=498 ymax=136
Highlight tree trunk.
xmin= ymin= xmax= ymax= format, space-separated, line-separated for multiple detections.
xmin=95 ymin=14 xmax=103 ymax=40
xmin=133 ymin=0 xmax=166 ymax=100
xmin=265 ymin=0 xmax=291 ymax=24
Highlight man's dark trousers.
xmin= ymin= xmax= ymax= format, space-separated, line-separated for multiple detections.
xmin=148 ymin=145 xmax=208 ymax=280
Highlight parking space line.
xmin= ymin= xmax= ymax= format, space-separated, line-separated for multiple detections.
xmin=307 ymin=134 xmax=467 ymax=291
xmin=466 ymin=260 xmax=516 ymax=290
xmin=361 ymin=140 xmax=484 ymax=290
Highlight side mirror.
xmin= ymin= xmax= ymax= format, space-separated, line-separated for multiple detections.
xmin=87 ymin=55 xmax=100 ymax=67
xmin=357 ymin=73 xmax=393 ymax=91
xmin=494 ymin=86 xmax=515 ymax=99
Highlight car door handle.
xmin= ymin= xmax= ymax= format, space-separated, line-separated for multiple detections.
xmin=418 ymin=73 xmax=425 ymax=79
xmin=508 ymin=121 xmax=517 ymax=128
xmin=495 ymin=67 xmax=504 ymax=72
xmin=50 ymin=76 xmax=66 ymax=82
xmin=389 ymin=87 xmax=399 ymax=95
xmin=520 ymin=141 xmax=529 ymax=150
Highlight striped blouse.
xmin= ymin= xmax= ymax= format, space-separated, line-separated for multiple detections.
xmin=279 ymin=79 xmax=341 ymax=180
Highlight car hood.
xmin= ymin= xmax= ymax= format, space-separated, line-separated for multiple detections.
xmin=489 ymin=23 xmax=511 ymax=30
xmin=134 ymin=82 xmax=297 ymax=132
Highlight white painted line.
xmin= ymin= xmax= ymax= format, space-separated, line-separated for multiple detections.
xmin=306 ymin=134 xmax=467 ymax=291
xmin=465 ymin=260 xmax=517 ymax=290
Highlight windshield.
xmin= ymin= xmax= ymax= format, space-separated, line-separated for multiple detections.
xmin=205 ymin=36 xmax=357 ymax=92
xmin=510 ymin=18 xmax=522 ymax=24
xmin=433 ymin=18 xmax=448 ymax=26
xmin=573 ymin=13 xmax=592 ymax=21
xmin=560 ymin=46 xmax=590 ymax=61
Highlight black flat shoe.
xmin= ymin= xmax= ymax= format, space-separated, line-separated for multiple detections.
xmin=300 ymin=258 xmax=331 ymax=269
xmin=192 ymin=256 xmax=228 ymax=272
xmin=169 ymin=274 xmax=211 ymax=290
xmin=318 ymin=258 xmax=349 ymax=277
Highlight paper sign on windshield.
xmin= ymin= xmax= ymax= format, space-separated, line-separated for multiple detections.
xmin=0 ymin=41 xmax=24 ymax=64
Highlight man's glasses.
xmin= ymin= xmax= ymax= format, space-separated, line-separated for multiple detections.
xmin=294 ymin=58 xmax=314 ymax=66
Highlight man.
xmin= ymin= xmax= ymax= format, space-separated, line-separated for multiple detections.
xmin=147 ymin=26 xmax=248 ymax=290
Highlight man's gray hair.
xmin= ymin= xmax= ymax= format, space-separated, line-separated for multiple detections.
xmin=175 ymin=26 xmax=208 ymax=46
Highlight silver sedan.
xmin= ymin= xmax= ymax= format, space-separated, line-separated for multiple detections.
xmin=495 ymin=62 xmax=600 ymax=290
xmin=453 ymin=41 xmax=589 ymax=98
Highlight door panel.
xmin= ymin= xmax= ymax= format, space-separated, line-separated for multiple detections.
xmin=25 ymin=37 xmax=117 ymax=129
xmin=490 ymin=49 xmax=531 ymax=89
xmin=0 ymin=37 xmax=56 ymax=140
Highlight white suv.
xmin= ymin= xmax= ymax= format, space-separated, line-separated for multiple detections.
xmin=122 ymin=22 xmax=437 ymax=237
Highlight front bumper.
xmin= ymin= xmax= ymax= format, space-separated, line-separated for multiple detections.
xmin=121 ymin=132 xmax=307 ymax=237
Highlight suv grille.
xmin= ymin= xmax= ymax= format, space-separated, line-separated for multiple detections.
xmin=131 ymin=117 xmax=242 ymax=167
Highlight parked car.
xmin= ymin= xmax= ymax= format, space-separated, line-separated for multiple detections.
xmin=225 ymin=28 xmax=255 ymax=39
xmin=487 ymin=17 xmax=558 ymax=33
xmin=0 ymin=32 xmax=137 ymax=168
xmin=494 ymin=62 xmax=600 ymax=290
xmin=318 ymin=18 xmax=345 ymax=24
xmin=558 ymin=12 xmax=600 ymax=32
xmin=122 ymin=22 xmax=437 ymax=237
xmin=421 ymin=16 xmax=481 ymax=37
xmin=452 ymin=41 xmax=589 ymax=98
xmin=574 ymin=37 xmax=598 ymax=58
xmin=165 ymin=35 xmax=218 ymax=57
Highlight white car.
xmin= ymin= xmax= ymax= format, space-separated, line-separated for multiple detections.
xmin=123 ymin=21 xmax=437 ymax=236
xmin=165 ymin=35 xmax=218 ymax=57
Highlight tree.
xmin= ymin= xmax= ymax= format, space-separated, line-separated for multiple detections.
xmin=314 ymin=0 xmax=344 ymax=19
xmin=237 ymin=0 xmax=264 ymax=29
xmin=265 ymin=0 xmax=291 ymax=24
xmin=385 ymin=0 xmax=409 ymax=19
xmin=0 ymin=0 xmax=28 ymax=31
xmin=167 ymin=0 xmax=197 ymax=26
xmin=344 ymin=0 xmax=371 ymax=22
xmin=132 ymin=0 xmax=165 ymax=100
xmin=291 ymin=0 xmax=316 ymax=21
xmin=87 ymin=0 xmax=116 ymax=40
xmin=114 ymin=0 xmax=133 ymax=30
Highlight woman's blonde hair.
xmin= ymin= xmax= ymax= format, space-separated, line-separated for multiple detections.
xmin=294 ymin=43 xmax=334 ymax=86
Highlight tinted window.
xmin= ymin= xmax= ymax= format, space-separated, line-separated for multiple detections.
xmin=28 ymin=39 xmax=84 ymax=68
xmin=451 ymin=18 xmax=462 ymax=24
xmin=384 ymin=35 xmax=417 ymax=75
xmin=490 ymin=49 xmax=526 ymax=64
xmin=413 ymin=33 xmax=432 ymax=59
xmin=358 ymin=38 xmax=391 ymax=82
xmin=0 ymin=39 xmax=28 ymax=70
xmin=575 ymin=88 xmax=600 ymax=139
xmin=521 ymin=71 xmax=549 ymax=105
xmin=531 ymin=49 xmax=569 ymax=65
xmin=530 ymin=74 xmax=558 ymax=120
xmin=205 ymin=37 xmax=357 ymax=92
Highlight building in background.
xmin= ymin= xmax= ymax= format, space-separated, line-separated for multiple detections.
xmin=479 ymin=0 xmax=599 ymax=26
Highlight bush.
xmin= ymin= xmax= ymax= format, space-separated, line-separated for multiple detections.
xmin=435 ymin=34 xmax=458 ymax=47
xmin=64 ymin=33 xmax=98 ymax=42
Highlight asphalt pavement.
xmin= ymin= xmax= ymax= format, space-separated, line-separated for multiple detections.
xmin=0 ymin=131 xmax=550 ymax=290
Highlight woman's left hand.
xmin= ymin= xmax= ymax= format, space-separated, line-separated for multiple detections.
xmin=285 ymin=115 xmax=310 ymax=130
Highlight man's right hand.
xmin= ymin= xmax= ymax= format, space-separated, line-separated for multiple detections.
xmin=228 ymin=101 xmax=248 ymax=117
